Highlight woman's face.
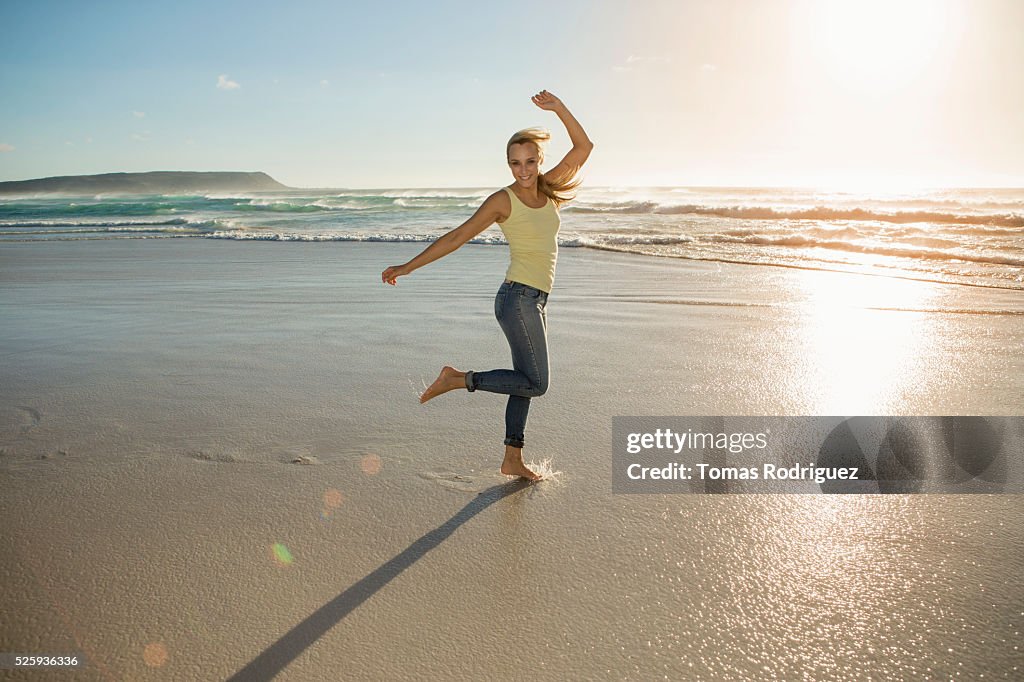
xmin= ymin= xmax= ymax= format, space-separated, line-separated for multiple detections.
xmin=507 ymin=142 xmax=541 ymax=189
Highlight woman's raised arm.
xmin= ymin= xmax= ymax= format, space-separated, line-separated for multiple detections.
xmin=532 ymin=90 xmax=594 ymax=184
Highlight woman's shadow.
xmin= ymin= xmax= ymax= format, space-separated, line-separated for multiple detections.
xmin=227 ymin=478 xmax=535 ymax=681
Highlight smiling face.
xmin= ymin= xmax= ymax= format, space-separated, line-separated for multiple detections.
xmin=507 ymin=141 xmax=542 ymax=189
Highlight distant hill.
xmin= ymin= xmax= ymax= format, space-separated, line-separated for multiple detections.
xmin=0 ymin=171 xmax=290 ymax=195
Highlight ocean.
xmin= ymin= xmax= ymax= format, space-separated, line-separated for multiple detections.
xmin=1 ymin=186 xmax=1022 ymax=290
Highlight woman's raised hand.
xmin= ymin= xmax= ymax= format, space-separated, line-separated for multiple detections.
xmin=381 ymin=264 xmax=408 ymax=286
xmin=531 ymin=90 xmax=564 ymax=112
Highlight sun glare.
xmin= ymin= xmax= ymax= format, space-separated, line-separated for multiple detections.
xmin=792 ymin=270 xmax=940 ymax=413
xmin=805 ymin=0 xmax=961 ymax=91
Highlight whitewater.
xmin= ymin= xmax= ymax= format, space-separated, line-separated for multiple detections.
xmin=1 ymin=186 xmax=1021 ymax=290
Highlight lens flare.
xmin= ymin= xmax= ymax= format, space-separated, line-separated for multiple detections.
xmin=271 ymin=543 xmax=294 ymax=566
xmin=323 ymin=488 xmax=343 ymax=508
xmin=320 ymin=488 xmax=344 ymax=520
xmin=360 ymin=454 xmax=382 ymax=475
xmin=143 ymin=642 xmax=168 ymax=668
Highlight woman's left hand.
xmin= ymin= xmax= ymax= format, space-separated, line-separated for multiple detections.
xmin=531 ymin=90 xmax=565 ymax=112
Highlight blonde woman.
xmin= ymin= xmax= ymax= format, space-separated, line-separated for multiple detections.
xmin=382 ymin=90 xmax=593 ymax=480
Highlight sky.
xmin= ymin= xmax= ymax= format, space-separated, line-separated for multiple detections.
xmin=1 ymin=0 xmax=1022 ymax=189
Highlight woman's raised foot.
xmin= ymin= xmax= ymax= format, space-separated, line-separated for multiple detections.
xmin=420 ymin=366 xmax=466 ymax=404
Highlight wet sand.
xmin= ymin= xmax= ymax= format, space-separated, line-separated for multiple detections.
xmin=1 ymin=239 xmax=1022 ymax=680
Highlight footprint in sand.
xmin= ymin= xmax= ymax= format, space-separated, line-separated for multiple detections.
xmin=187 ymin=450 xmax=243 ymax=464
xmin=418 ymin=471 xmax=497 ymax=493
xmin=17 ymin=406 xmax=41 ymax=432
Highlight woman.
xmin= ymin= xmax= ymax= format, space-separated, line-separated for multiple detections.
xmin=381 ymin=90 xmax=593 ymax=481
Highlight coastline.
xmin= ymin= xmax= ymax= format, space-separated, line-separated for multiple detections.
xmin=1 ymin=239 xmax=1022 ymax=680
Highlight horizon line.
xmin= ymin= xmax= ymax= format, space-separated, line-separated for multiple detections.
xmin=2 ymin=170 xmax=1023 ymax=193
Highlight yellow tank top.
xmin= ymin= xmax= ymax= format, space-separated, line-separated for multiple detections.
xmin=497 ymin=186 xmax=560 ymax=293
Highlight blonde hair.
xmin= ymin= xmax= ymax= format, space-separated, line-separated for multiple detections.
xmin=506 ymin=128 xmax=582 ymax=207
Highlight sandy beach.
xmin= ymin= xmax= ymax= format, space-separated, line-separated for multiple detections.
xmin=1 ymin=239 xmax=1022 ymax=680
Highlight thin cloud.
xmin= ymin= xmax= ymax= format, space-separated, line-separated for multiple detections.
xmin=613 ymin=54 xmax=672 ymax=73
xmin=320 ymin=79 xmax=329 ymax=88
xmin=629 ymin=54 xmax=671 ymax=64
xmin=217 ymin=74 xmax=241 ymax=90
xmin=0 ymin=143 xmax=13 ymax=152
xmin=133 ymin=110 xmax=146 ymax=118
xmin=701 ymin=63 xmax=718 ymax=72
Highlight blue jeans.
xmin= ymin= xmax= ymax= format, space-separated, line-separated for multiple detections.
xmin=464 ymin=281 xmax=549 ymax=449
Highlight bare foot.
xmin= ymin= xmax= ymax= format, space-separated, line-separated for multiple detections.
xmin=420 ymin=366 xmax=466 ymax=404
xmin=501 ymin=448 xmax=541 ymax=481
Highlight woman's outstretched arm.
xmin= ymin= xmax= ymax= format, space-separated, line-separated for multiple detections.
xmin=381 ymin=191 xmax=507 ymax=285
xmin=532 ymin=90 xmax=594 ymax=183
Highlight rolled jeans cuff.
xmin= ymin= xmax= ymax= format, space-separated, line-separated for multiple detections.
xmin=465 ymin=370 xmax=476 ymax=392
xmin=503 ymin=436 xmax=525 ymax=449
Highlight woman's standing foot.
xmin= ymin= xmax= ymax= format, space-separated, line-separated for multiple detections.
xmin=420 ymin=366 xmax=467 ymax=403
xmin=500 ymin=445 xmax=541 ymax=481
